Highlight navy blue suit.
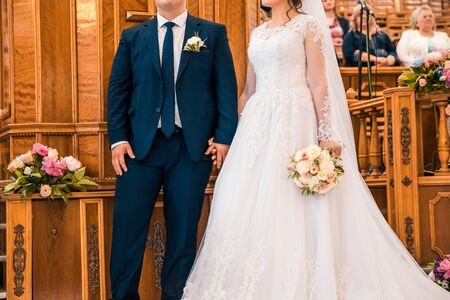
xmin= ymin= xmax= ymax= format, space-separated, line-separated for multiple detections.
xmin=107 ymin=14 xmax=238 ymax=300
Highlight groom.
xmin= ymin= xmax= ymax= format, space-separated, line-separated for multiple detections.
xmin=107 ymin=0 xmax=238 ymax=298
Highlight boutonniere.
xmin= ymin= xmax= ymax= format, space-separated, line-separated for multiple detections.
xmin=183 ymin=32 xmax=207 ymax=53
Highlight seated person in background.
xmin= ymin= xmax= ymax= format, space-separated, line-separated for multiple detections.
xmin=322 ymin=0 xmax=349 ymax=64
xmin=397 ymin=5 xmax=450 ymax=67
xmin=343 ymin=5 xmax=397 ymax=67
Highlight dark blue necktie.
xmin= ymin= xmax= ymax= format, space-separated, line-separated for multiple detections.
xmin=161 ymin=21 xmax=176 ymax=138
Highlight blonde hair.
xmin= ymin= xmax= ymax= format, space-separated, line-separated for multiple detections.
xmin=410 ymin=5 xmax=435 ymax=29
xmin=349 ymin=4 xmax=378 ymax=32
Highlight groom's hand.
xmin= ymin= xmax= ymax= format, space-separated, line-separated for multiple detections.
xmin=112 ymin=143 xmax=135 ymax=176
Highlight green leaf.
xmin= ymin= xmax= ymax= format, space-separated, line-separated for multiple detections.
xmin=52 ymin=187 xmax=62 ymax=196
xmin=3 ymin=181 xmax=19 ymax=193
xmin=73 ymin=167 xmax=86 ymax=182
xmin=61 ymin=194 xmax=69 ymax=206
xmin=77 ymin=178 xmax=98 ymax=186
xmin=30 ymin=173 xmax=42 ymax=178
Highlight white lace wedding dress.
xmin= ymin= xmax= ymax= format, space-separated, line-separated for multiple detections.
xmin=182 ymin=14 xmax=449 ymax=300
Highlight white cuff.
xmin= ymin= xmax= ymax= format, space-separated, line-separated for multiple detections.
xmin=111 ymin=141 xmax=129 ymax=150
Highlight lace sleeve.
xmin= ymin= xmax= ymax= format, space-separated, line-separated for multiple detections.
xmin=304 ymin=17 xmax=332 ymax=142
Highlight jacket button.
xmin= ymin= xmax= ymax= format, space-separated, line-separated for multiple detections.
xmin=156 ymin=108 xmax=161 ymax=113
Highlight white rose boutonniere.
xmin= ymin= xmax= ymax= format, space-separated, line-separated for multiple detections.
xmin=183 ymin=32 xmax=207 ymax=53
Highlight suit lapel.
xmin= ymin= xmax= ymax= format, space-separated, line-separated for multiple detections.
xmin=142 ymin=18 xmax=162 ymax=80
xmin=177 ymin=14 xmax=202 ymax=82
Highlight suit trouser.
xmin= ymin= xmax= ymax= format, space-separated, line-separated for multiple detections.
xmin=110 ymin=130 xmax=212 ymax=300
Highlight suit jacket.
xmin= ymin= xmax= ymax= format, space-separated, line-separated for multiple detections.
xmin=107 ymin=14 xmax=238 ymax=161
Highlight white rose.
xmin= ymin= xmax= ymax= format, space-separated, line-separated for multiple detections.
xmin=296 ymin=161 xmax=310 ymax=174
xmin=439 ymin=75 xmax=447 ymax=82
xmin=320 ymin=160 xmax=335 ymax=173
xmin=307 ymin=145 xmax=321 ymax=160
xmin=317 ymin=171 xmax=327 ymax=181
xmin=319 ymin=150 xmax=331 ymax=162
xmin=294 ymin=150 xmax=303 ymax=162
xmin=308 ymin=177 xmax=320 ymax=189
xmin=40 ymin=184 xmax=52 ymax=198
xmin=428 ymin=270 xmax=435 ymax=281
xmin=48 ymin=148 xmax=59 ymax=158
xmin=187 ymin=36 xmax=201 ymax=45
xmin=24 ymin=167 xmax=32 ymax=175
xmin=63 ymin=156 xmax=82 ymax=171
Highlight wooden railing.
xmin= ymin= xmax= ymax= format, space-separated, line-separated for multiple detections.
xmin=348 ymin=88 xmax=450 ymax=264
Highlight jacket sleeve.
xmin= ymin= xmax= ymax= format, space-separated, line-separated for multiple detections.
xmin=213 ymin=25 xmax=239 ymax=145
xmin=107 ymin=30 xmax=132 ymax=147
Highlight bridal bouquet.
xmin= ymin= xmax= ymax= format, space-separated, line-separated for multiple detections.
xmin=3 ymin=143 xmax=98 ymax=205
xmin=398 ymin=49 xmax=450 ymax=93
xmin=428 ymin=255 xmax=450 ymax=291
xmin=288 ymin=144 xmax=344 ymax=195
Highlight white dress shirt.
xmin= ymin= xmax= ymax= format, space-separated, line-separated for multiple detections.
xmin=111 ymin=11 xmax=188 ymax=150
xmin=397 ymin=30 xmax=450 ymax=67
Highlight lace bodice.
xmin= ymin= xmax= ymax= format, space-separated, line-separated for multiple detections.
xmin=247 ymin=14 xmax=332 ymax=141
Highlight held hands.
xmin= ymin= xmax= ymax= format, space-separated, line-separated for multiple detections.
xmin=205 ymin=138 xmax=230 ymax=169
xmin=319 ymin=140 xmax=342 ymax=156
xmin=112 ymin=143 xmax=135 ymax=176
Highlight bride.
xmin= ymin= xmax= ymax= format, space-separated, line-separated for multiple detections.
xmin=182 ymin=0 xmax=450 ymax=299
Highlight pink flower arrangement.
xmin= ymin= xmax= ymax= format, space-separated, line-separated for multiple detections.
xmin=426 ymin=51 xmax=443 ymax=64
xmin=3 ymin=143 xmax=97 ymax=205
xmin=399 ymin=48 xmax=450 ymax=93
xmin=429 ymin=255 xmax=450 ymax=291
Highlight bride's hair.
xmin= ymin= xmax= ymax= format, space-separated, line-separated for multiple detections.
xmin=286 ymin=0 xmax=304 ymax=22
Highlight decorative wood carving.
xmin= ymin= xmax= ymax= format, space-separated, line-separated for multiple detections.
xmin=401 ymin=176 xmax=412 ymax=187
xmin=387 ymin=110 xmax=393 ymax=166
xmin=405 ymin=216 xmax=415 ymax=255
xmin=146 ymin=219 xmax=165 ymax=289
xmin=87 ymin=224 xmax=100 ymax=295
xmin=400 ymin=107 xmax=411 ymax=165
xmin=13 ymin=224 xmax=26 ymax=297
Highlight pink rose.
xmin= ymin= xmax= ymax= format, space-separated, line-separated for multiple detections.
xmin=327 ymin=174 xmax=336 ymax=182
xmin=32 ymin=143 xmax=49 ymax=157
xmin=418 ymin=78 xmax=427 ymax=87
xmin=437 ymin=259 xmax=450 ymax=279
xmin=444 ymin=60 xmax=450 ymax=70
xmin=319 ymin=182 xmax=331 ymax=193
xmin=425 ymin=51 xmax=443 ymax=63
xmin=41 ymin=156 xmax=66 ymax=177
xmin=7 ymin=160 xmax=17 ymax=172
xmin=22 ymin=151 xmax=35 ymax=164
xmin=11 ymin=158 xmax=25 ymax=170
xmin=40 ymin=184 xmax=52 ymax=198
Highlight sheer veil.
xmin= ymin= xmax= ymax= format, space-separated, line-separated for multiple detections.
xmin=301 ymin=0 xmax=358 ymax=168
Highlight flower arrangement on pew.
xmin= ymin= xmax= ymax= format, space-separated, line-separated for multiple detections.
xmin=2 ymin=143 xmax=98 ymax=205
xmin=398 ymin=49 xmax=450 ymax=93
xmin=428 ymin=255 xmax=450 ymax=291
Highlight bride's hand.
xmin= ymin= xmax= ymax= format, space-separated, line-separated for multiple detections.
xmin=319 ymin=140 xmax=342 ymax=156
